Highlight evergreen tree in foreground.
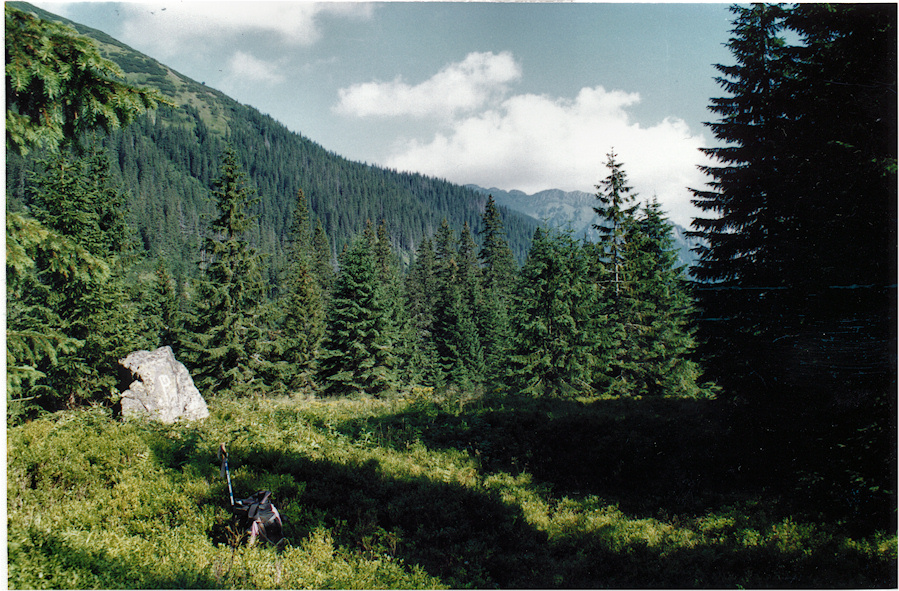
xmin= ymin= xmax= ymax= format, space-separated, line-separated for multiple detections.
xmin=276 ymin=188 xmax=326 ymax=391
xmin=478 ymin=196 xmax=517 ymax=386
xmin=12 ymin=149 xmax=155 ymax=409
xmin=508 ymin=228 xmax=604 ymax=397
xmin=618 ymin=199 xmax=706 ymax=397
xmin=184 ymin=147 xmax=267 ymax=396
xmin=5 ymin=4 xmax=165 ymax=156
xmin=405 ymin=236 xmax=442 ymax=386
xmin=317 ymin=235 xmax=398 ymax=396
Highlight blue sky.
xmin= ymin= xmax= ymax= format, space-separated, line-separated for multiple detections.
xmin=35 ymin=1 xmax=735 ymax=227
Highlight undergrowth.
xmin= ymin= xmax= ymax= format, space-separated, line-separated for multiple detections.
xmin=7 ymin=393 xmax=897 ymax=589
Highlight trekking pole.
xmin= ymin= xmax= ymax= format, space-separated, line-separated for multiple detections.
xmin=219 ymin=443 xmax=235 ymax=506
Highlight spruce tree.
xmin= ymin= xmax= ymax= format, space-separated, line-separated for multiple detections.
xmin=621 ymin=199 xmax=705 ymax=397
xmin=479 ymin=195 xmax=518 ymax=294
xmin=146 ymin=259 xmax=184 ymax=349
xmin=317 ymin=235 xmax=398 ymax=396
xmin=687 ymin=4 xmax=790 ymax=390
xmin=5 ymin=5 xmax=165 ymax=155
xmin=5 ymin=6 xmax=162 ymax=417
xmin=593 ymin=150 xmax=640 ymax=297
xmin=478 ymin=196 xmax=517 ymax=385
xmin=405 ymin=237 xmax=443 ymax=386
xmin=375 ymin=219 xmax=415 ymax=384
xmin=184 ymin=147 xmax=267 ymax=395
xmin=508 ymin=228 xmax=603 ymax=397
xmin=12 ymin=148 xmax=153 ymax=408
xmin=277 ymin=188 xmax=326 ymax=390
xmin=6 ymin=212 xmax=106 ymax=412
xmin=312 ymin=220 xmax=336 ymax=304
xmin=431 ymin=219 xmax=483 ymax=390
xmin=590 ymin=151 xmax=642 ymax=395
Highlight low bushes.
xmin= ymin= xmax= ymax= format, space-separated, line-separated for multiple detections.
xmin=7 ymin=394 xmax=896 ymax=588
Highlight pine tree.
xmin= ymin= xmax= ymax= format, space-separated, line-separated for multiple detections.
xmin=317 ymin=235 xmax=398 ymax=396
xmin=184 ymin=147 xmax=267 ymax=395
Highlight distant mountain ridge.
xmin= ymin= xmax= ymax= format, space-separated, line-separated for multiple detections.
xmin=468 ymin=185 xmax=700 ymax=271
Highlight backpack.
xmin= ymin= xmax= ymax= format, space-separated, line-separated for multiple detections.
xmin=232 ymin=490 xmax=283 ymax=545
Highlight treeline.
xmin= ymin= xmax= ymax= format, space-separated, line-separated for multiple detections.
xmin=8 ymin=133 xmax=711 ymax=416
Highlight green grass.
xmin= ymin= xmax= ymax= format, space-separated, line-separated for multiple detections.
xmin=8 ymin=393 xmax=896 ymax=588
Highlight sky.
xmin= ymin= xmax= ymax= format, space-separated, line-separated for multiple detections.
xmin=33 ymin=1 xmax=736 ymax=227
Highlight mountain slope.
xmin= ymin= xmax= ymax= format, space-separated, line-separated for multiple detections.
xmin=6 ymin=2 xmax=539 ymax=280
xmin=469 ymin=185 xmax=700 ymax=271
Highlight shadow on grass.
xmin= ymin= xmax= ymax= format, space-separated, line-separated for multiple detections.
xmin=346 ymin=393 xmax=895 ymax=533
xmin=210 ymin=414 xmax=895 ymax=589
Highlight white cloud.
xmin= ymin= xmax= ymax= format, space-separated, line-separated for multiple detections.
xmin=117 ymin=2 xmax=373 ymax=58
xmin=383 ymin=86 xmax=711 ymax=227
xmin=334 ymin=51 xmax=522 ymax=119
xmin=226 ymin=51 xmax=285 ymax=85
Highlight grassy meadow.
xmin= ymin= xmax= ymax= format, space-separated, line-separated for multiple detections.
xmin=7 ymin=391 xmax=896 ymax=589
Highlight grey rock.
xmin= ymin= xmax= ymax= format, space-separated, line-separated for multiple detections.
xmin=119 ymin=346 xmax=209 ymax=423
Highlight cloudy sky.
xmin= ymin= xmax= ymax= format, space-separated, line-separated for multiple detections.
xmin=34 ymin=1 xmax=735 ymax=227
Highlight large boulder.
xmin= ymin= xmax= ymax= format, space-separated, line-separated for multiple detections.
xmin=118 ymin=346 xmax=209 ymax=423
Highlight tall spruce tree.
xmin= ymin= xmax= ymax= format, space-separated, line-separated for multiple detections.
xmin=277 ymin=188 xmax=326 ymax=390
xmin=184 ymin=147 xmax=267 ymax=395
xmin=5 ymin=6 xmax=163 ymax=418
xmin=689 ymin=4 xmax=897 ymax=394
xmin=620 ymin=199 xmax=706 ymax=397
xmin=317 ymin=235 xmax=398 ymax=396
xmin=405 ymin=237 xmax=443 ymax=386
xmin=590 ymin=151 xmax=643 ymax=395
xmin=479 ymin=196 xmax=518 ymax=294
xmin=374 ymin=219 xmax=415 ymax=384
xmin=478 ymin=196 xmax=517 ymax=386
xmin=431 ymin=219 xmax=484 ymax=389
xmin=687 ymin=4 xmax=790 ymax=390
xmin=312 ymin=220 xmax=336 ymax=303
xmin=11 ymin=149 xmax=153 ymax=408
xmin=593 ymin=150 xmax=640 ymax=297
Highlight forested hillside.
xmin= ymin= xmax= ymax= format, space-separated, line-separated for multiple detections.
xmin=5 ymin=1 xmax=540 ymax=286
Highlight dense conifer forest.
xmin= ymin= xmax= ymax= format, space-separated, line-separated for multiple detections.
xmin=6 ymin=3 xmax=896 ymax=588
